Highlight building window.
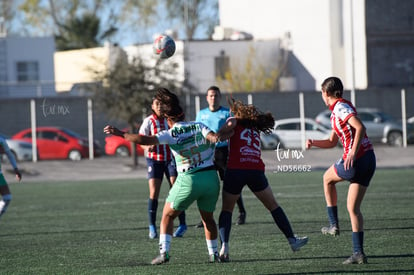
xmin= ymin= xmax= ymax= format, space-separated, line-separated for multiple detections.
xmin=215 ymin=50 xmax=230 ymax=79
xmin=16 ymin=61 xmax=39 ymax=82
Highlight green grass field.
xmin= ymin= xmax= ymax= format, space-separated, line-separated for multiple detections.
xmin=1 ymin=168 xmax=413 ymax=274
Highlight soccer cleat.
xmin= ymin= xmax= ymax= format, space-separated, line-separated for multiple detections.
xmin=236 ymin=212 xmax=246 ymax=225
xmin=289 ymin=236 xmax=309 ymax=252
xmin=321 ymin=224 xmax=340 ymax=236
xmin=195 ymin=221 xmax=204 ymax=228
xmin=149 ymin=225 xmax=158 ymax=239
xmin=342 ymin=252 xmax=367 ymax=264
xmin=151 ymin=252 xmax=169 ymax=265
xmin=209 ymin=252 xmax=221 ymax=263
xmin=219 ymin=253 xmax=230 ymax=262
xmin=173 ymin=224 xmax=187 ymax=237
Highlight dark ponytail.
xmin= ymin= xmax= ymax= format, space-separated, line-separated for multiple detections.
xmin=321 ymin=76 xmax=343 ymax=98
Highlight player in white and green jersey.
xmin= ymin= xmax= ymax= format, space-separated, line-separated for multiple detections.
xmin=0 ymin=136 xmax=22 ymax=219
xmin=103 ymin=88 xmax=234 ymax=265
xmin=160 ymin=121 xmax=216 ymax=174
xmin=157 ymin=121 xmax=219 ymax=212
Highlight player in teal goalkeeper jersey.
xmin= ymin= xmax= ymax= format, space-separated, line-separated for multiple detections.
xmin=0 ymin=136 xmax=22 ymax=219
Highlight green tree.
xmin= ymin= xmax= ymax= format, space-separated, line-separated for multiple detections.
xmin=55 ymin=13 xmax=117 ymax=51
xmin=89 ymin=55 xmax=181 ymax=165
xmin=18 ymin=0 xmax=118 ymax=49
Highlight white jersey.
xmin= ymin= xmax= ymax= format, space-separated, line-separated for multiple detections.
xmin=156 ymin=121 xmax=215 ymax=174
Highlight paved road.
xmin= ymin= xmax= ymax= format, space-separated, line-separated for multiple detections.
xmin=4 ymin=145 xmax=413 ymax=183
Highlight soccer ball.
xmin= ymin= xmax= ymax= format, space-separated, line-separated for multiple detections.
xmin=153 ymin=34 xmax=176 ymax=59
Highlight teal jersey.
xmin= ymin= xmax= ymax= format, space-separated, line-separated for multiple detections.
xmin=196 ymin=106 xmax=230 ymax=148
xmin=156 ymin=122 xmax=215 ymax=174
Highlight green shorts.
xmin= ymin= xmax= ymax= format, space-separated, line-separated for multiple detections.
xmin=166 ymin=169 xmax=220 ymax=212
xmin=0 ymin=174 xmax=7 ymax=186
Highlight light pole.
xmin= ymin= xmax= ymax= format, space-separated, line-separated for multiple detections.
xmin=349 ymin=0 xmax=356 ymax=106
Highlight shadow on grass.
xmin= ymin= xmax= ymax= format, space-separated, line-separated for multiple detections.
xmin=1 ymin=218 xmax=412 ymax=238
xmin=246 ymin=254 xmax=414 ymax=275
xmin=81 ymin=253 xmax=414 ymax=271
xmin=0 ymin=226 xmax=144 ymax=237
xmin=230 ymin=253 xmax=412 ymax=262
xmin=115 ymin=254 xmax=414 ymax=273
xmin=0 ymin=222 xmax=209 ymax=238
xmin=261 ymin=269 xmax=414 ymax=275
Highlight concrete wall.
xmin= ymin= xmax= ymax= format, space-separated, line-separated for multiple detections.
xmin=365 ymin=0 xmax=414 ymax=88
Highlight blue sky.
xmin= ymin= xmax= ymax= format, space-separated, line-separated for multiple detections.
xmin=7 ymin=0 xmax=216 ymax=47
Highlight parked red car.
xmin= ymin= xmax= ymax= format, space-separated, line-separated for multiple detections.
xmin=12 ymin=127 xmax=101 ymax=160
xmin=105 ymin=130 xmax=144 ymax=157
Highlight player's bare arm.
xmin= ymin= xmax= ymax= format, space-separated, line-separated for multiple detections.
xmin=104 ymin=125 xmax=159 ymax=145
xmin=216 ymin=117 xmax=237 ymax=141
xmin=204 ymin=118 xmax=236 ymax=144
xmin=306 ymin=130 xmax=338 ymax=149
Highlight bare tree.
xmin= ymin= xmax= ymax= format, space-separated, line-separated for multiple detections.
xmin=15 ymin=0 xmax=218 ymax=45
xmin=165 ymin=0 xmax=218 ymax=40
xmin=0 ymin=0 xmax=15 ymax=35
xmin=216 ymin=46 xmax=281 ymax=93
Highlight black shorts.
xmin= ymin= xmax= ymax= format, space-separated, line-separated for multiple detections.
xmin=334 ymin=150 xmax=376 ymax=187
xmin=223 ymin=169 xmax=269 ymax=195
xmin=214 ymin=146 xmax=228 ymax=180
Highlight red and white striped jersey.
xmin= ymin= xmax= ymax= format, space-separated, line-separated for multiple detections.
xmin=139 ymin=114 xmax=173 ymax=161
xmin=330 ymin=99 xmax=373 ymax=160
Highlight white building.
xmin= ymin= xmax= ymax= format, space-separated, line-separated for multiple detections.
xmin=0 ymin=36 xmax=56 ymax=97
xmin=124 ymin=38 xmax=284 ymax=94
xmin=54 ymin=42 xmax=127 ymax=93
xmin=217 ymin=0 xmax=367 ymax=90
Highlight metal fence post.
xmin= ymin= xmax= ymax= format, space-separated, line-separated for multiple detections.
xmin=401 ymin=89 xmax=407 ymax=148
xmin=30 ymin=99 xmax=38 ymax=162
xmin=88 ymin=99 xmax=94 ymax=160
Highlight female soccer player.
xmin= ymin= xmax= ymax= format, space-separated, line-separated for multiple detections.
xmin=104 ymin=88 xmax=233 ymax=265
xmin=139 ymin=96 xmax=187 ymax=239
xmin=306 ymin=76 xmax=376 ymax=264
xmin=0 ymin=136 xmax=22 ymax=219
xmin=217 ymin=99 xmax=308 ymax=262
